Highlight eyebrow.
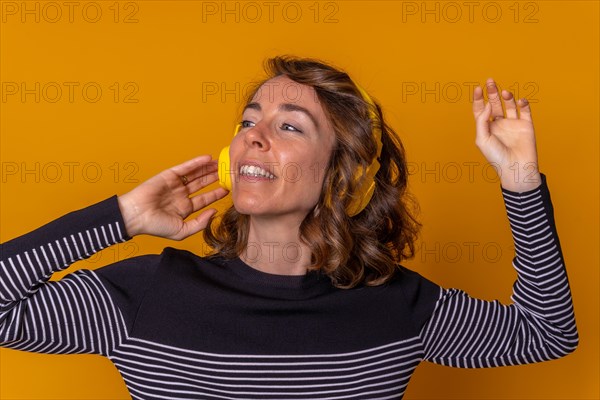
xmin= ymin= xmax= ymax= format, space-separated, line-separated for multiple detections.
xmin=244 ymin=102 xmax=320 ymax=130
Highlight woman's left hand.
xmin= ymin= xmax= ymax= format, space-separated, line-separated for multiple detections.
xmin=472 ymin=78 xmax=542 ymax=192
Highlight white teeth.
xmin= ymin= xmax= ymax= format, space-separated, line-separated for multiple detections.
xmin=239 ymin=165 xmax=275 ymax=179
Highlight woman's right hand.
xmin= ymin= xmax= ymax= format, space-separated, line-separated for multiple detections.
xmin=117 ymin=155 xmax=229 ymax=240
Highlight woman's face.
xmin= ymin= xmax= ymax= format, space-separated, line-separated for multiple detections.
xmin=229 ymin=75 xmax=336 ymax=222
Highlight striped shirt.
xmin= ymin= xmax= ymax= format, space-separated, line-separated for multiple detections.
xmin=0 ymin=173 xmax=578 ymax=399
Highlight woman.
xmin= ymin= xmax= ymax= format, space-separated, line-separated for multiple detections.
xmin=0 ymin=56 xmax=578 ymax=399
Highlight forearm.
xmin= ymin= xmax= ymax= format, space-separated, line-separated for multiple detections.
xmin=0 ymin=196 xmax=132 ymax=352
xmin=503 ymin=173 xmax=578 ymax=349
xmin=422 ymin=173 xmax=578 ymax=366
xmin=0 ymin=196 xmax=130 ymax=304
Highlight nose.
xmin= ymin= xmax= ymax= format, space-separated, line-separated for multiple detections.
xmin=243 ymin=122 xmax=271 ymax=151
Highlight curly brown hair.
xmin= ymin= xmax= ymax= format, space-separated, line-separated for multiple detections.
xmin=203 ymin=55 xmax=421 ymax=289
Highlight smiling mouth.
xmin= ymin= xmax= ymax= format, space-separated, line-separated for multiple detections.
xmin=239 ymin=165 xmax=276 ymax=180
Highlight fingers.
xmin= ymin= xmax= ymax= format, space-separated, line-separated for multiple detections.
xmin=182 ymin=170 xmax=220 ymax=194
xmin=170 ymin=187 xmax=229 ymax=240
xmin=472 ymin=78 xmax=533 ymax=122
xmin=177 ymin=208 xmax=219 ymax=240
xmin=189 ymin=187 xmax=230 ymax=212
xmin=472 ymin=86 xmax=492 ymax=146
xmin=518 ymin=97 xmax=532 ymax=122
xmin=184 ymin=171 xmax=229 ymax=216
xmin=173 ymin=190 xmax=228 ymax=239
xmin=485 ymin=78 xmax=505 ymax=120
xmin=502 ymin=90 xmax=518 ymax=119
xmin=472 ymin=85 xmax=486 ymax=117
xmin=169 ymin=155 xmax=222 ymax=192
xmin=170 ymin=154 xmax=215 ymax=178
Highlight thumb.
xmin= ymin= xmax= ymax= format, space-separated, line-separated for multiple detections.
xmin=475 ymin=101 xmax=492 ymax=145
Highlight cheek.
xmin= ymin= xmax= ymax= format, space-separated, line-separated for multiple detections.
xmin=277 ymin=153 xmax=323 ymax=189
xmin=310 ymin=149 xmax=332 ymax=184
xmin=228 ymin=136 xmax=242 ymax=161
xmin=227 ymin=137 xmax=247 ymax=176
xmin=296 ymin=157 xmax=330 ymax=200
xmin=280 ymin=163 xmax=307 ymax=185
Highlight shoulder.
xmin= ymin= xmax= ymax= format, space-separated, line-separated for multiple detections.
xmin=385 ymin=265 xmax=444 ymax=323
xmin=89 ymin=247 xmax=224 ymax=330
xmin=93 ymin=253 xmax=162 ymax=288
xmin=93 ymin=246 xmax=225 ymax=284
xmin=390 ymin=265 xmax=442 ymax=296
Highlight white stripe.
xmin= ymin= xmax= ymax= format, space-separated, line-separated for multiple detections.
xmin=54 ymin=239 xmax=67 ymax=266
xmin=86 ymin=229 xmax=97 ymax=253
xmin=78 ymin=232 xmax=90 ymax=256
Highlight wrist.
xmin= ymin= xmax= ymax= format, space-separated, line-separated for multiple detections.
xmin=500 ymin=172 xmax=543 ymax=193
xmin=117 ymin=193 xmax=143 ymax=237
xmin=494 ymin=160 xmax=541 ymax=193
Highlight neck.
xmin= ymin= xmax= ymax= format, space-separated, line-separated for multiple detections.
xmin=240 ymin=215 xmax=311 ymax=276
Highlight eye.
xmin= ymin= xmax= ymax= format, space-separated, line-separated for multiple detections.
xmin=280 ymin=123 xmax=303 ymax=133
xmin=241 ymin=120 xmax=255 ymax=128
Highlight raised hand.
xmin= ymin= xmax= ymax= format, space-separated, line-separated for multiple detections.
xmin=117 ymin=155 xmax=229 ymax=240
xmin=472 ymin=78 xmax=542 ymax=192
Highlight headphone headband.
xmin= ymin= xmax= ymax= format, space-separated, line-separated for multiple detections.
xmin=354 ymin=84 xmax=383 ymax=160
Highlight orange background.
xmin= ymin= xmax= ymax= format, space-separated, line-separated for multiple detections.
xmin=1 ymin=1 xmax=598 ymax=399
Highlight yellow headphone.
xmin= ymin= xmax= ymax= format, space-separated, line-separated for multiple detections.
xmin=217 ymin=83 xmax=383 ymax=217
xmin=217 ymin=123 xmax=240 ymax=193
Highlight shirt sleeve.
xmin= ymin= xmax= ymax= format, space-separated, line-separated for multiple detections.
xmin=420 ymin=173 xmax=579 ymax=367
xmin=0 ymin=196 xmax=145 ymax=357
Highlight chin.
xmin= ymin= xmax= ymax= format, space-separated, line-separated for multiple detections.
xmin=231 ymin=195 xmax=265 ymax=216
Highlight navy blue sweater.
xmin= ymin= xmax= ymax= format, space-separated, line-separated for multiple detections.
xmin=0 ymin=174 xmax=578 ymax=399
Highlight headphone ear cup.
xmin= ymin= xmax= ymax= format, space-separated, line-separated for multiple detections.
xmin=346 ymin=159 xmax=380 ymax=217
xmin=218 ymin=145 xmax=232 ymax=191
xmin=217 ymin=124 xmax=242 ymax=191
